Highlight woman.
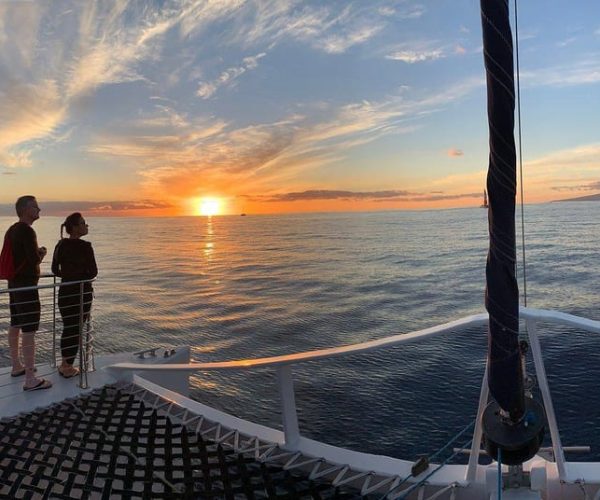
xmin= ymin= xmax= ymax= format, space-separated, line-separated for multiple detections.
xmin=51 ymin=213 xmax=98 ymax=378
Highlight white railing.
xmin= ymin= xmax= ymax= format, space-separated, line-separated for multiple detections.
xmin=107 ymin=306 xmax=600 ymax=483
xmin=0 ymin=276 xmax=96 ymax=389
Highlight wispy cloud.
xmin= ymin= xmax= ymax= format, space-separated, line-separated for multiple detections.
xmin=197 ymin=52 xmax=266 ymax=99
xmin=522 ymin=143 xmax=600 ymax=199
xmin=526 ymin=143 xmax=600 ymax=170
xmin=0 ymin=199 xmax=173 ymax=216
xmin=385 ymin=40 xmax=446 ymax=63
xmin=321 ymin=24 xmax=383 ymax=54
xmin=0 ymin=0 xmax=244 ymax=168
xmin=0 ymin=79 xmax=66 ymax=158
xmin=229 ymin=2 xmax=385 ymax=54
xmin=522 ymin=57 xmax=600 ymax=87
xmin=251 ymin=189 xmax=415 ymax=202
xmin=0 ymin=0 xmax=395 ymax=172
xmin=447 ymin=148 xmax=464 ymax=157
xmin=556 ymin=36 xmax=577 ymax=48
xmin=398 ymin=4 xmax=425 ymax=20
xmin=245 ymin=189 xmax=478 ymax=203
xmin=84 ymin=76 xmax=482 ymax=203
xmin=378 ymin=6 xmax=396 ymax=17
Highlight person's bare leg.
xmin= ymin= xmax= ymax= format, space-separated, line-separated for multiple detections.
xmin=8 ymin=326 xmax=24 ymax=373
xmin=21 ymin=331 xmax=38 ymax=386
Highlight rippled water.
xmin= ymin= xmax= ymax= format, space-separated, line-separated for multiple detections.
xmin=2 ymin=202 xmax=600 ymax=461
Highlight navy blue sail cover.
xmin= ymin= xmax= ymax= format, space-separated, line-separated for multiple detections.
xmin=480 ymin=0 xmax=524 ymax=419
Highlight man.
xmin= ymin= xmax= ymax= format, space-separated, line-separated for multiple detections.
xmin=6 ymin=195 xmax=51 ymax=391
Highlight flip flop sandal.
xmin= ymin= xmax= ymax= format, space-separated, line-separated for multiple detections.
xmin=23 ymin=379 xmax=52 ymax=391
xmin=58 ymin=368 xmax=79 ymax=379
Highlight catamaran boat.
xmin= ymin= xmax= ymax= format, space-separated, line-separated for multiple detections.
xmin=2 ymin=1 xmax=599 ymax=499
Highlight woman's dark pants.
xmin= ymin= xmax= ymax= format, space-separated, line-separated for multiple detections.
xmin=58 ymin=283 xmax=92 ymax=366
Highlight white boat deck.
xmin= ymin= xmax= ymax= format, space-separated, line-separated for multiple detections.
xmin=0 ymin=347 xmax=191 ymax=419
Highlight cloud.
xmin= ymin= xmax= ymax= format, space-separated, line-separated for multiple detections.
xmin=251 ymin=189 xmax=415 ymax=202
xmin=229 ymin=2 xmax=384 ymax=54
xmin=551 ymin=180 xmax=600 ymax=192
xmin=521 ymin=58 xmax=600 ymax=87
xmin=378 ymin=7 xmax=395 ymax=17
xmin=0 ymin=199 xmax=173 ymax=216
xmin=0 ymin=79 xmax=66 ymax=154
xmin=85 ymin=76 xmax=482 ymax=202
xmin=556 ymin=37 xmax=577 ymax=48
xmin=0 ymin=0 xmax=244 ymax=166
xmin=0 ymin=0 xmax=394 ymax=170
xmin=245 ymin=189 xmax=479 ymax=203
xmin=321 ymin=24 xmax=383 ymax=54
xmin=385 ymin=41 xmax=445 ymax=63
xmin=526 ymin=143 xmax=600 ymax=170
xmin=447 ymin=148 xmax=464 ymax=157
xmin=520 ymin=143 xmax=600 ymax=199
xmin=197 ymin=52 xmax=266 ymax=99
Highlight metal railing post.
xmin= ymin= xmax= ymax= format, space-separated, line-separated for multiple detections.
xmin=86 ymin=314 xmax=95 ymax=373
xmin=526 ymin=318 xmax=566 ymax=479
xmin=78 ymin=281 xmax=88 ymax=389
xmin=276 ymin=365 xmax=300 ymax=449
xmin=466 ymin=361 xmax=489 ymax=482
xmin=51 ymin=275 xmax=57 ymax=368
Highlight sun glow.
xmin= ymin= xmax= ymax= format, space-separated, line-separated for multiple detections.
xmin=197 ymin=198 xmax=221 ymax=216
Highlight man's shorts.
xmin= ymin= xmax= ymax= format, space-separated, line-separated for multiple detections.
xmin=9 ymin=287 xmax=41 ymax=333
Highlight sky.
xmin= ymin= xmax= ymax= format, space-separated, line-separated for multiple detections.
xmin=0 ymin=0 xmax=599 ymax=216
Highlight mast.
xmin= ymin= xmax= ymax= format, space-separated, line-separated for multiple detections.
xmin=480 ymin=0 xmax=545 ymax=466
xmin=481 ymin=0 xmax=523 ymax=421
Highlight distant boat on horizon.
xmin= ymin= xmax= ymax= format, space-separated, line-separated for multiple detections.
xmin=480 ymin=189 xmax=488 ymax=208
xmin=240 ymin=213 xmax=247 ymax=216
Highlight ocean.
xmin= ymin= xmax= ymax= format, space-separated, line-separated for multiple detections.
xmin=1 ymin=202 xmax=600 ymax=462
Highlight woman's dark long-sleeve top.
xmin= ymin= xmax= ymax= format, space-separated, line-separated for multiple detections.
xmin=51 ymin=239 xmax=98 ymax=283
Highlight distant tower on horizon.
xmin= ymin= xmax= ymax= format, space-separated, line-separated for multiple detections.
xmin=481 ymin=189 xmax=489 ymax=208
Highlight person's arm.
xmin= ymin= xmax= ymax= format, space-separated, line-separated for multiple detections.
xmin=22 ymin=226 xmax=42 ymax=267
xmin=51 ymin=242 xmax=61 ymax=276
xmin=87 ymin=244 xmax=98 ymax=279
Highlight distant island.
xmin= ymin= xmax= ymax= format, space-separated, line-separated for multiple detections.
xmin=554 ymin=193 xmax=600 ymax=203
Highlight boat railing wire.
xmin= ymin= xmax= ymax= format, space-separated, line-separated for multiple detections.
xmin=0 ymin=274 xmax=97 ymax=390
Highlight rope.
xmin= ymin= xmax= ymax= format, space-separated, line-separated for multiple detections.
xmin=497 ymin=447 xmax=503 ymax=500
xmin=381 ymin=418 xmax=475 ymax=499
xmin=394 ymin=435 xmax=472 ymax=500
xmin=514 ymin=0 xmax=528 ymax=307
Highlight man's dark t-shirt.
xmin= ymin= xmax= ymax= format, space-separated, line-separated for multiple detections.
xmin=6 ymin=222 xmax=41 ymax=287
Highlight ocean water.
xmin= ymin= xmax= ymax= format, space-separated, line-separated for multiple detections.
xmin=1 ymin=202 xmax=600 ymax=462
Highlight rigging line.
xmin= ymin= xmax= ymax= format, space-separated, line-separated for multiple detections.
xmin=497 ymin=447 xmax=503 ymax=500
xmin=381 ymin=419 xmax=476 ymax=500
xmin=514 ymin=0 xmax=528 ymax=307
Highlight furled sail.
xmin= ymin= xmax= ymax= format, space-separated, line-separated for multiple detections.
xmin=481 ymin=0 xmax=524 ymax=420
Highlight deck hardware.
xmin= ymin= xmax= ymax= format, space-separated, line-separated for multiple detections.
xmin=411 ymin=456 xmax=429 ymax=477
xmin=134 ymin=347 xmax=159 ymax=359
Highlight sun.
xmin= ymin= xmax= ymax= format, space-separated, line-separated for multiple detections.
xmin=197 ymin=197 xmax=221 ymax=216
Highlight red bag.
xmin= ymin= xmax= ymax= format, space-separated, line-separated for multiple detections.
xmin=0 ymin=234 xmax=21 ymax=280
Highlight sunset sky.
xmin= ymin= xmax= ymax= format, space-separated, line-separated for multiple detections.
xmin=1 ymin=0 xmax=599 ymax=216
